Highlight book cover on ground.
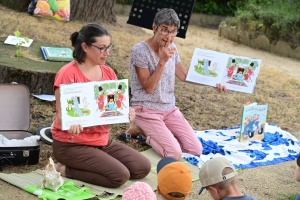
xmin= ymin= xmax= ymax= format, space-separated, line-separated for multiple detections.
xmin=40 ymin=46 xmax=48 ymax=60
xmin=60 ymin=79 xmax=130 ymax=130
xmin=186 ymin=48 xmax=262 ymax=94
xmin=4 ymin=35 xmax=33 ymax=47
xmin=44 ymin=47 xmax=73 ymax=62
xmin=239 ymin=103 xmax=268 ymax=142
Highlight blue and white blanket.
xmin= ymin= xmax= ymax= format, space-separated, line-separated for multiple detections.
xmin=183 ymin=123 xmax=300 ymax=169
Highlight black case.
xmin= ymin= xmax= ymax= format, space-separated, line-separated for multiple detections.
xmin=0 ymin=84 xmax=40 ymax=168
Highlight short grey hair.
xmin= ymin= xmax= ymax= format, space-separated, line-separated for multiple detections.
xmin=153 ymin=8 xmax=180 ymax=29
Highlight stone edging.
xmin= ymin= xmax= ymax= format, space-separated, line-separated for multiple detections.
xmin=218 ymin=22 xmax=300 ymax=60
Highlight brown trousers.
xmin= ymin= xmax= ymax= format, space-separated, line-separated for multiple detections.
xmin=53 ymin=139 xmax=151 ymax=188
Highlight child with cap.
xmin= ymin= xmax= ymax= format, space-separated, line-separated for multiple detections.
xmin=198 ymin=157 xmax=257 ymax=200
xmin=156 ymin=157 xmax=192 ymax=200
xmin=122 ymin=182 xmax=156 ymax=200
xmin=294 ymin=154 xmax=300 ymax=200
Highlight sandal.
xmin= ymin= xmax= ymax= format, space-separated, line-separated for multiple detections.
xmin=118 ymin=133 xmax=147 ymax=145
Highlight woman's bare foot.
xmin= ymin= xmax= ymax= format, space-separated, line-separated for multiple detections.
xmin=126 ymin=120 xmax=147 ymax=137
xmin=55 ymin=162 xmax=66 ymax=177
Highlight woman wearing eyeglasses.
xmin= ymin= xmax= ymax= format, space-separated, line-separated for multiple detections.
xmin=126 ymin=8 xmax=226 ymax=160
xmin=51 ymin=23 xmax=151 ymax=188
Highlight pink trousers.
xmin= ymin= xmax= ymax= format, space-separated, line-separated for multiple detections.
xmin=133 ymin=106 xmax=203 ymax=160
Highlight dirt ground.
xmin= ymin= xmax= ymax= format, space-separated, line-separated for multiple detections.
xmin=1 ymin=7 xmax=300 ymax=200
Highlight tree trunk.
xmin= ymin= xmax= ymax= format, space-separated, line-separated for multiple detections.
xmin=0 ymin=0 xmax=31 ymax=12
xmin=0 ymin=65 xmax=56 ymax=95
xmin=70 ymin=0 xmax=117 ymax=24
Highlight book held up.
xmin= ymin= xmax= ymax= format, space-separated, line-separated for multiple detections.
xmin=186 ymin=48 xmax=262 ymax=94
xmin=60 ymin=79 xmax=130 ymax=130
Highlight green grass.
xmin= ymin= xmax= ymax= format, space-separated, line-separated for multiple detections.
xmin=235 ymin=0 xmax=300 ymax=22
xmin=277 ymin=193 xmax=298 ymax=200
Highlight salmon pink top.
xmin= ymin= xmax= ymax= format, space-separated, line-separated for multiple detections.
xmin=51 ymin=60 xmax=117 ymax=146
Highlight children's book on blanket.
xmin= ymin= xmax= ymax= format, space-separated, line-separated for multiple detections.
xmin=186 ymin=123 xmax=300 ymax=169
xmin=239 ymin=102 xmax=268 ymax=143
xmin=185 ymin=48 xmax=262 ymax=94
xmin=60 ymin=79 xmax=129 ymax=130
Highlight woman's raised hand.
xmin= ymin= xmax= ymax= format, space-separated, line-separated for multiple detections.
xmin=158 ymin=39 xmax=176 ymax=63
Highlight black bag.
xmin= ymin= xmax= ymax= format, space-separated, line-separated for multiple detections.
xmin=27 ymin=0 xmax=38 ymax=15
xmin=0 ymin=84 xmax=40 ymax=170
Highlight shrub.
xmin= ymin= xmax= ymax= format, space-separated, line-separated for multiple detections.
xmin=231 ymin=0 xmax=300 ymax=48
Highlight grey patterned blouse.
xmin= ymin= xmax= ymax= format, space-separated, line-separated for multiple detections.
xmin=130 ymin=41 xmax=181 ymax=112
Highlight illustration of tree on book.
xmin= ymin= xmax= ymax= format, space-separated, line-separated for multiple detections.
xmin=65 ymin=96 xmax=91 ymax=117
xmin=186 ymin=48 xmax=262 ymax=94
xmin=194 ymin=59 xmax=218 ymax=77
xmin=60 ymin=79 xmax=130 ymax=130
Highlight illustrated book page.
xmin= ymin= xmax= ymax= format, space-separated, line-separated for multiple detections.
xmin=186 ymin=48 xmax=228 ymax=87
xmin=186 ymin=48 xmax=262 ymax=94
xmin=60 ymin=79 xmax=130 ymax=130
xmin=220 ymin=55 xmax=262 ymax=94
xmin=239 ymin=103 xmax=268 ymax=142
xmin=4 ymin=35 xmax=33 ymax=47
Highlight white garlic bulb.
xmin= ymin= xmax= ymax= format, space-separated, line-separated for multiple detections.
xmin=41 ymin=157 xmax=64 ymax=192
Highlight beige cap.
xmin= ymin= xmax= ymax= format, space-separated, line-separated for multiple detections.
xmin=198 ymin=157 xmax=237 ymax=195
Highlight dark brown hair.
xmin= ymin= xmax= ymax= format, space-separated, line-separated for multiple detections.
xmin=70 ymin=23 xmax=110 ymax=64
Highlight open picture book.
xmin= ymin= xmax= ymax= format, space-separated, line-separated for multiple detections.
xmin=60 ymin=79 xmax=130 ymax=130
xmin=4 ymin=35 xmax=33 ymax=47
xmin=239 ymin=102 xmax=268 ymax=142
xmin=186 ymin=48 xmax=262 ymax=94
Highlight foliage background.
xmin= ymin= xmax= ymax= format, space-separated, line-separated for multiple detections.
xmin=117 ymin=0 xmax=300 ymax=48
xmin=116 ymin=0 xmax=247 ymax=16
xmin=226 ymin=0 xmax=300 ymax=48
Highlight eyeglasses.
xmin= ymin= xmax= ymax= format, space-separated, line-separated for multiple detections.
xmin=91 ymin=43 xmax=113 ymax=53
xmin=160 ymin=28 xmax=178 ymax=37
